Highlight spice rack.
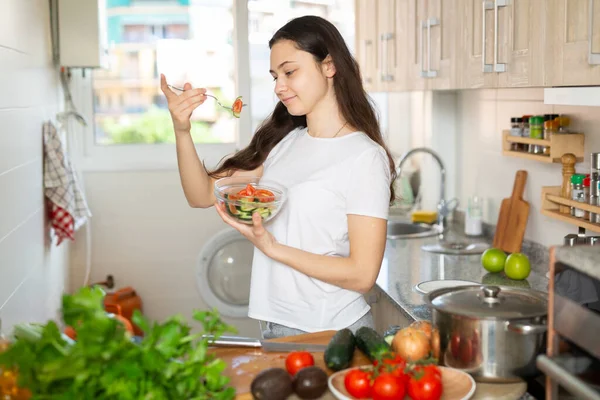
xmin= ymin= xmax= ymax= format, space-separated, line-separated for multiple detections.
xmin=541 ymin=186 xmax=600 ymax=233
xmin=502 ymin=131 xmax=585 ymax=163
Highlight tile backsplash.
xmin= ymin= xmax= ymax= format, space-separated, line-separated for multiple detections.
xmin=0 ymin=0 xmax=69 ymax=332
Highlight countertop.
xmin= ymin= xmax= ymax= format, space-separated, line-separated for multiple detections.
xmin=375 ymin=221 xmax=550 ymax=322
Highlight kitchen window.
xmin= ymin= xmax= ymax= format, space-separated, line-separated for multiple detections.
xmin=70 ymin=0 xmax=354 ymax=171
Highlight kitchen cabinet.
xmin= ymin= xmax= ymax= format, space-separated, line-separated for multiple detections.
xmin=355 ymin=0 xmax=599 ymax=91
xmin=403 ymin=0 xmax=460 ymax=90
xmin=458 ymin=0 xmax=544 ymax=89
xmin=545 ymin=0 xmax=600 ymax=86
xmin=368 ymin=287 xmax=411 ymax=334
xmin=355 ymin=0 xmax=379 ymax=91
xmin=355 ymin=0 xmax=410 ymax=91
xmin=427 ymin=0 xmax=461 ymax=90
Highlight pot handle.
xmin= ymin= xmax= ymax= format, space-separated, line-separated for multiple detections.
xmin=505 ymin=321 xmax=547 ymax=335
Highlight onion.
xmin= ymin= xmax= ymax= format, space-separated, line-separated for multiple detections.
xmin=410 ymin=320 xmax=433 ymax=340
xmin=431 ymin=328 xmax=440 ymax=360
xmin=392 ymin=327 xmax=431 ymax=362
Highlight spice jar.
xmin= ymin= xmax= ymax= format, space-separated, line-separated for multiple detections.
xmin=542 ymin=119 xmax=558 ymax=156
xmin=510 ymin=117 xmax=523 ymax=151
xmin=571 ymin=174 xmax=586 ymax=218
xmin=528 ymin=116 xmax=544 ymax=154
xmin=556 ymin=115 xmax=571 ymax=133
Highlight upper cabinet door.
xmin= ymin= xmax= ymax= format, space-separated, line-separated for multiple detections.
xmin=377 ymin=0 xmax=399 ymax=91
xmin=355 ymin=0 xmax=379 ymax=91
xmin=428 ymin=0 xmax=460 ymax=89
xmin=495 ymin=0 xmax=545 ymax=87
xmin=459 ymin=0 xmax=498 ymax=88
xmin=546 ymin=0 xmax=600 ymax=86
xmin=405 ymin=0 xmax=431 ymax=90
xmin=388 ymin=0 xmax=410 ymax=91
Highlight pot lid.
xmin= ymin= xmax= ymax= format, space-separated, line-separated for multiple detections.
xmin=428 ymin=285 xmax=547 ymax=319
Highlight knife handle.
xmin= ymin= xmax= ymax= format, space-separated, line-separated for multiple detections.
xmin=202 ymin=334 xmax=262 ymax=348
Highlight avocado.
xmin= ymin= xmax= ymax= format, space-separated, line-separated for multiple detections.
xmin=250 ymin=368 xmax=293 ymax=400
xmin=292 ymin=366 xmax=328 ymax=399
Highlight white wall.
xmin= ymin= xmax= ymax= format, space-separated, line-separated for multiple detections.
xmin=0 ymin=0 xmax=70 ymax=332
xmin=70 ymin=171 xmax=261 ymax=337
xmin=456 ymin=88 xmax=600 ymax=247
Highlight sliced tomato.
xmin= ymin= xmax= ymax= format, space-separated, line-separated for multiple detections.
xmin=254 ymin=189 xmax=275 ymax=202
xmin=227 ymin=193 xmax=241 ymax=201
xmin=228 ymin=203 xmax=239 ymax=214
xmin=244 ymin=184 xmax=256 ymax=196
xmin=232 ymin=96 xmax=243 ymax=118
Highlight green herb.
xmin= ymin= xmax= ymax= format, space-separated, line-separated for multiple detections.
xmin=0 ymin=286 xmax=237 ymax=399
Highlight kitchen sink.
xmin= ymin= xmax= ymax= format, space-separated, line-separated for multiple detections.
xmin=387 ymin=220 xmax=442 ymax=239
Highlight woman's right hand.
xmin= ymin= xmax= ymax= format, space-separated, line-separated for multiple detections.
xmin=160 ymin=74 xmax=207 ymax=134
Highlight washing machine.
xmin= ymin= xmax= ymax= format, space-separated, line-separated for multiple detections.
xmin=196 ymin=228 xmax=260 ymax=338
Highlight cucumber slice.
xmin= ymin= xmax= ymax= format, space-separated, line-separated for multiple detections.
xmin=237 ymin=211 xmax=253 ymax=220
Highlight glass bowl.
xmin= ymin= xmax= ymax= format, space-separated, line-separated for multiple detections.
xmin=214 ymin=176 xmax=287 ymax=225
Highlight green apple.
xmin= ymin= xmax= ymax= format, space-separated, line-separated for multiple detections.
xmin=504 ymin=252 xmax=531 ymax=280
xmin=480 ymin=248 xmax=507 ymax=273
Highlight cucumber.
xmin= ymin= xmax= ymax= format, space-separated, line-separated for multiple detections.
xmin=383 ymin=325 xmax=402 ymax=346
xmin=324 ymin=329 xmax=356 ymax=371
xmin=355 ymin=326 xmax=392 ymax=362
xmin=237 ymin=211 xmax=253 ymax=220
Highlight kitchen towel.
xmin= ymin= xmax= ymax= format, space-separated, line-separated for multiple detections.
xmin=43 ymin=120 xmax=92 ymax=245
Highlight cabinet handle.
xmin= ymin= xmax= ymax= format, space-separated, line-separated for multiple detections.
xmin=380 ymin=33 xmax=394 ymax=82
xmin=482 ymin=0 xmax=494 ymax=73
xmin=494 ymin=0 xmax=508 ymax=72
xmin=427 ymin=18 xmax=440 ymax=77
xmin=364 ymin=39 xmax=372 ymax=83
xmin=590 ymin=0 xmax=600 ymax=64
xmin=420 ymin=20 xmax=428 ymax=77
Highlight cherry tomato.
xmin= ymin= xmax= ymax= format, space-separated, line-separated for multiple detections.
xmin=285 ymin=351 xmax=314 ymax=376
xmin=374 ymin=353 xmax=408 ymax=381
xmin=408 ymin=366 xmax=443 ymax=400
xmin=343 ymin=368 xmax=372 ymax=399
xmin=372 ymin=372 xmax=406 ymax=400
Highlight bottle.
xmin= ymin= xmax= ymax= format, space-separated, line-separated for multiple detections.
xmin=529 ymin=116 xmax=544 ymax=154
xmin=571 ymin=174 xmax=586 ymax=218
xmin=465 ymin=195 xmax=483 ymax=236
xmin=509 ymin=117 xmax=523 ymax=151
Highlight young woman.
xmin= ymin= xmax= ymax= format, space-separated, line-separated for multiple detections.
xmin=160 ymin=15 xmax=397 ymax=339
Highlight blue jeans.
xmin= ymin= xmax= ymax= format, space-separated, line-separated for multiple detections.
xmin=259 ymin=310 xmax=375 ymax=339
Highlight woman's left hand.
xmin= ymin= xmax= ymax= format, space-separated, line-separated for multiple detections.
xmin=214 ymin=202 xmax=278 ymax=256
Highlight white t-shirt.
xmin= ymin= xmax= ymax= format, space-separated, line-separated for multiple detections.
xmin=247 ymin=127 xmax=392 ymax=332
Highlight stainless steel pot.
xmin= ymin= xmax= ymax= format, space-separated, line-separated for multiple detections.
xmin=425 ymin=285 xmax=548 ymax=383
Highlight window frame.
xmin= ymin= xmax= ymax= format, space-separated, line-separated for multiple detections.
xmin=70 ymin=0 xmax=252 ymax=172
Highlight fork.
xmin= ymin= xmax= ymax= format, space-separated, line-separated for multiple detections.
xmin=167 ymin=84 xmax=247 ymax=110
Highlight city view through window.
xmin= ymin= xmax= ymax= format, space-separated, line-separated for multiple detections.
xmin=92 ymin=0 xmax=355 ymax=145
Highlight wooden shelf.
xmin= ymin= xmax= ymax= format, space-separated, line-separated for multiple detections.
xmin=502 ymin=131 xmax=584 ymax=163
xmin=541 ymin=186 xmax=600 ymax=233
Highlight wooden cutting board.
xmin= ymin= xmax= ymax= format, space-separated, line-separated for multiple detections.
xmin=208 ymin=330 xmax=370 ymax=400
xmin=492 ymin=170 xmax=530 ymax=254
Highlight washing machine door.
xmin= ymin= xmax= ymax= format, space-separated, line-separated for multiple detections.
xmin=196 ymin=228 xmax=254 ymax=317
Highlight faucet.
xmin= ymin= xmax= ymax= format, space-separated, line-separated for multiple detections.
xmin=395 ymin=147 xmax=457 ymax=232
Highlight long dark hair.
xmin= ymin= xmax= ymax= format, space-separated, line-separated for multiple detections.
xmin=209 ymin=15 xmax=397 ymax=203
